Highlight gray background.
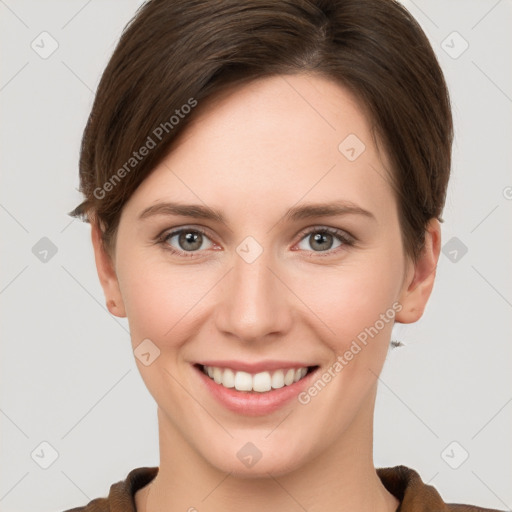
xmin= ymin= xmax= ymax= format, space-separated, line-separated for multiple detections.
xmin=1 ymin=1 xmax=511 ymax=511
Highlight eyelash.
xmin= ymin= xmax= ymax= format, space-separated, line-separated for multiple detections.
xmin=155 ymin=225 xmax=355 ymax=258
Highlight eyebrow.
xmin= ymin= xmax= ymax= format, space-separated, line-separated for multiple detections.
xmin=138 ymin=200 xmax=376 ymax=224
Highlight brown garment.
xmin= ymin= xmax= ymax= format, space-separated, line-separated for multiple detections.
xmin=62 ymin=465 xmax=504 ymax=512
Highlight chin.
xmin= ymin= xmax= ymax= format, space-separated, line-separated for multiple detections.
xmin=200 ymin=435 xmax=312 ymax=478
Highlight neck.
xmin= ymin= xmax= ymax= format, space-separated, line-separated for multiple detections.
xmin=137 ymin=386 xmax=399 ymax=512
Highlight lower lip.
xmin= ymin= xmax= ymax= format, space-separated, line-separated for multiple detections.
xmin=194 ymin=365 xmax=318 ymax=416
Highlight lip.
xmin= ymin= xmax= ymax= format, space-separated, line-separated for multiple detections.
xmin=193 ymin=363 xmax=319 ymax=416
xmin=196 ymin=359 xmax=312 ymax=373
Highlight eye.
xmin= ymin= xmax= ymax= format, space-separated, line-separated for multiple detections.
xmin=158 ymin=227 xmax=216 ymax=257
xmin=156 ymin=225 xmax=354 ymax=258
xmin=295 ymin=226 xmax=353 ymax=255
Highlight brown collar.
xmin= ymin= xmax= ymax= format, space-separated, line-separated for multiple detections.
xmin=73 ymin=465 xmax=502 ymax=512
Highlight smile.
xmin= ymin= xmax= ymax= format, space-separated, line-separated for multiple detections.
xmin=200 ymin=364 xmax=312 ymax=393
xmin=193 ymin=360 xmax=320 ymax=415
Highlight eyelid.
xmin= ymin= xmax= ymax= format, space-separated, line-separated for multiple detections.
xmin=156 ymin=224 xmax=213 ymax=241
xmin=296 ymin=225 xmax=355 ymax=244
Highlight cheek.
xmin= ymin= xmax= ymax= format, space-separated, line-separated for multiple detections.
xmin=293 ymin=261 xmax=402 ymax=437
xmin=296 ymin=253 xmax=403 ymax=350
xmin=117 ymin=254 xmax=214 ymax=347
xmin=115 ymin=258 xmax=210 ymax=406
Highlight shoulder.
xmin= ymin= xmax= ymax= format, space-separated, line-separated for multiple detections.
xmin=376 ymin=465 xmax=505 ymax=512
xmin=61 ymin=466 xmax=159 ymax=512
xmin=62 ymin=496 xmax=109 ymax=512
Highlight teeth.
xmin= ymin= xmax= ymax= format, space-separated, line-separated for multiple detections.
xmin=213 ymin=367 xmax=222 ymax=384
xmin=234 ymin=371 xmax=252 ymax=391
xmin=253 ymin=372 xmax=271 ymax=392
xmin=223 ymin=368 xmax=235 ymax=388
xmin=201 ymin=365 xmax=310 ymax=392
xmin=271 ymin=370 xmax=285 ymax=389
xmin=284 ymin=369 xmax=295 ymax=386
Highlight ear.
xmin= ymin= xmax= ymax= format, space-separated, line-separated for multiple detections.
xmin=395 ymin=218 xmax=441 ymax=324
xmin=90 ymin=219 xmax=126 ymax=318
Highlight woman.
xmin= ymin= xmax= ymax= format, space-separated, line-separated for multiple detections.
xmin=64 ymin=0 xmax=504 ymax=510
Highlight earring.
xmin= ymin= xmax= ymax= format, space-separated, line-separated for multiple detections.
xmin=390 ymin=339 xmax=404 ymax=349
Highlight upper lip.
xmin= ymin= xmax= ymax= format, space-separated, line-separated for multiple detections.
xmin=195 ymin=360 xmax=316 ymax=373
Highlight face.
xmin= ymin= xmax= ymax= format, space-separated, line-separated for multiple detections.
xmin=93 ymin=73 xmax=439 ymax=477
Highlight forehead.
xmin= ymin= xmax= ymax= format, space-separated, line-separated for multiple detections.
xmin=123 ymin=73 xmax=396 ymax=221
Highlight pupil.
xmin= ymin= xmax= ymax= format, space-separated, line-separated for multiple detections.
xmin=312 ymin=232 xmax=332 ymax=251
xmin=180 ymin=231 xmax=201 ymax=251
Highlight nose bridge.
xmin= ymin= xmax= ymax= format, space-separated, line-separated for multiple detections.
xmin=215 ymin=239 xmax=290 ymax=340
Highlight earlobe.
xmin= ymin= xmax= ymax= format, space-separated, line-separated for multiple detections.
xmin=90 ymin=219 xmax=127 ymax=318
xmin=395 ymin=218 xmax=441 ymax=324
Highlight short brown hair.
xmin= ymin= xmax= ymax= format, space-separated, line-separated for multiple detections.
xmin=70 ymin=0 xmax=453 ymax=262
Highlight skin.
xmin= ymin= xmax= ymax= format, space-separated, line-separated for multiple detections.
xmin=91 ymin=73 xmax=440 ymax=512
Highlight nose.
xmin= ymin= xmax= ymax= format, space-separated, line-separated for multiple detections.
xmin=214 ymin=245 xmax=293 ymax=343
